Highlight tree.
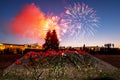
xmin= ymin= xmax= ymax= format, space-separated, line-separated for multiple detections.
xmin=104 ymin=44 xmax=111 ymax=48
xmin=43 ymin=29 xmax=59 ymax=51
xmin=51 ymin=30 xmax=59 ymax=51
xmin=43 ymin=30 xmax=52 ymax=50
xmin=83 ymin=44 xmax=86 ymax=50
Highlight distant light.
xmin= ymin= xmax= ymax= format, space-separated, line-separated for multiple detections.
xmin=0 ymin=44 xmax=5 ymax=50
xmin=10 ymin=45 xmax=13 ymax=47
xmin=119 ymin=47 xmax=120 ymax=49
xmin=0 ymin=43 xmax=3 ymax=45
xmin=0 ymin=47 xmax=5 ymax=50
xmin=36 ymin=46 xmax=39 ymax=49
xmin=91 ymin=48 xmax=94 ymax=50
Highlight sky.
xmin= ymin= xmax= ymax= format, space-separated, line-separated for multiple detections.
xmin=0 ymin=0 xmax=120 ymax=47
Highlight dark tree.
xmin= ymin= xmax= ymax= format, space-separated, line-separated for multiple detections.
xmin=43 ymin=30 xmax=59 ymax=51
xmin=104 ymin=44 xmax=111 ymax=49
xmin=43 ymin=30 xmax=52 ymax=50
xmin=83 ymin=44 xmax=86 ymax=50
xmin=51 ymin=30 xmax=59 ymax=51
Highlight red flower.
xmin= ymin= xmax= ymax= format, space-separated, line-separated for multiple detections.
xmin=83 ymin=51 xmax=89 ymax=55
xmin=34 ymin=57 xmax=39 ymax=62
xmin=80 ymin=51 xmax=89 ymax=55
xmin=77 ymin=50 xmax=82 ymax=53
xmin=26 ymin=52 xmax=32 ymax=56
xmin=57 ymin=51 xmax=63 ymax=56
xmin=32 ymin=54 xmax=36 ymax=58
xmin=24 ymin=55 xmax=30 ymax=59
xmin=43 ymin=52 xmax=50 ymax=57
xmin=65 ymin=49 xmax=69 ymax=52
xmin=38 ymin=52 xmax=43 ymax=56
xmin=76 ymin=50 xmax=88 ymax=55
xmin=68 ymin=50 xmax=75 ymax=54
xmin=52 ymin=50 xmax=57 ymax=56
xmin=41 ymin=59 xmax=45 ymax=64
xmin=15 ymin=59 xmax=21 ymax=65
xmin=71 ymin=50 xmax=75 ymax=54
xmin=31 ymin=52 xmax=37 ymax=58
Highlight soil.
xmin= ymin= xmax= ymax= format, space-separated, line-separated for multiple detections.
xmin=0 ymin=54 xmax=24 ymax=74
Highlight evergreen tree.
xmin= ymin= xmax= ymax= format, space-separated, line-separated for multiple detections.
xmin=43 ymin=30 xmax=52 ymax=50
xmin=43 ymin=29 xmax=59 ymax=51
xmin=51 ymin=30 xmax=59 ymax=51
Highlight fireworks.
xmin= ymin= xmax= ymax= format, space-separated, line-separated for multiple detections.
xmin=10 ymin=2 xmax=99 ymax=44
xmin=62 ymin=3 xmax=99 ymax=37
xmin=10 ymin=4 xmax=61 ymax=43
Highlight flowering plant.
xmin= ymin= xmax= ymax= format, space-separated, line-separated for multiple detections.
xmin=15 ymin=49 xmax=96 ymax=80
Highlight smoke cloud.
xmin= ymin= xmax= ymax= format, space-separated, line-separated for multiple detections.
xmin=10 ymin=3 xmax=61 ymax=43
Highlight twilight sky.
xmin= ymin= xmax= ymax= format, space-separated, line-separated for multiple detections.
xmin=0 ymin=0 xmax=120 ymax=47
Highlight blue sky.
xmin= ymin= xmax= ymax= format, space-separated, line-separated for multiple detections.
xmin=0 ymin=0 xmax=120 ymax=47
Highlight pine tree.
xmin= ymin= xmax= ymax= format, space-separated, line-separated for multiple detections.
xmin=51 ymin=30 xmax=59 ymax=51
xmin=43 ymin=29 xmax=59 ymax=51
xmin=43 ymin=30 xmax=52 ymax=50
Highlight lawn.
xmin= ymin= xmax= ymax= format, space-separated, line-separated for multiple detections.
xmin=93 ymin=54 xmax=120 ymax=69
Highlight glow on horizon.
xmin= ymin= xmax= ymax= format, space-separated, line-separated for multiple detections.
xmin=0 ymin=34 xmax=119 ymax=48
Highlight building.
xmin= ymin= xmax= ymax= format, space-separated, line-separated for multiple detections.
xmin=0 ymin=43 xmax=42 ymax=54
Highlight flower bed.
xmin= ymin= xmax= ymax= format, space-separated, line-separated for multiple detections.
xmin=2 ymin=50 xmax=120 ymax=80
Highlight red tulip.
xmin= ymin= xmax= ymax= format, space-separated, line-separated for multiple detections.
xmin=15 ymin=59 xmax=21 ymax=65
xmin=34 ymin=57 xmax=39 ymax=62
xmin=57 ymin=51 xmax=63 ymax=56
xmin=24 ymin=55 xmax=30 ymax=59
xmin=83 ymin=51 xmax=89 ymax=55
xmin=41 ymin=59 xmax=45 ymax=64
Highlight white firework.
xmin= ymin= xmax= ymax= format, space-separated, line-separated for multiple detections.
xmin=62 ymin=3 xmax=99 ymax=37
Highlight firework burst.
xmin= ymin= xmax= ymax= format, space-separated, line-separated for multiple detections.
xmin=9 ymin=3 xmax=99 ymax=44
xmin=62 ymin=3 xmax=99 ymax=37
